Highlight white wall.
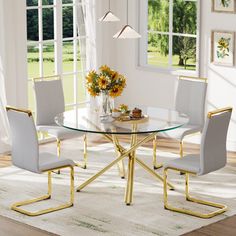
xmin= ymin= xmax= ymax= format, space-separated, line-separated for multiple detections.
xmin=103 ymin=0 xmax=178 ymax=109
xmin=99 ymin=0 xmax=236 ymax=151
xmin=201 ymin=0 xmax=236 ymax=150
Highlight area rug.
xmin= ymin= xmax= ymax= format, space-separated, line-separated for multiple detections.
xmin=0 ymin=140 xmax=236 ymax=236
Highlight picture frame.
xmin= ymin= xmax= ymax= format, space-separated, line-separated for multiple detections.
xmin=212 ymin=0 xmax=236 ymax=13
xmin=211 ymin=31 xmax=235 ymax=66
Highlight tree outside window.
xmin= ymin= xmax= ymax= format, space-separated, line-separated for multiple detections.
xmin=147 ymin=0 xmax=198 ymax=71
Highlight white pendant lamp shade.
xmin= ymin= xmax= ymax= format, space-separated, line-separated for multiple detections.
xmin=113 ymin=25 xmax=141 ymax=39
xmin=99 ymin=0 xmax=120 ymax=22
xmin=113 ymin=0 xmax=141 ymax=39
xmin=99 ymin=11 xmax=120 ymax=22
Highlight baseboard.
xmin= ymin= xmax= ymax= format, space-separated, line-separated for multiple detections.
xmin=227 ymin=140 xmax=236 ymax=152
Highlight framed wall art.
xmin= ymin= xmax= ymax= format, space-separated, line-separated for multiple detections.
xmin=211 ymin=31 xmax=235 ymax=66
xmin=212 ymin=0 xmax=236 ymax=13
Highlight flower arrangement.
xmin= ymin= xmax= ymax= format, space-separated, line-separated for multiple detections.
xmin=217 ymin=37 xmax=230 ymax=59
xmin=118 ymin=104 xmax=129 ymax=113
xmin=220 ymin=0 xmax=231 ymax=8
xmin=86 ymin=65 xmax=127 ymax=98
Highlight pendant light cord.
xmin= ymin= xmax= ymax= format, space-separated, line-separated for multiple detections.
xmin=109 ymin=0 xmax=111 ymax=10
xmin=126 ymin=0 xmax=129 ymax=24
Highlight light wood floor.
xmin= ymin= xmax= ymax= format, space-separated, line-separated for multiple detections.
xmin=0 ymin=136 xmax=236 ymax=236
xmin=0 ymin=215 xmax=57 ymax=236
xmin=183 ymin=215 xmax=236 ymax=236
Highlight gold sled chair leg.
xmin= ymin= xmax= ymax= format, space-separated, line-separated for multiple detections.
xmin=153 ymin=136 xmax=163 ymax=170
xmin=164 ymin=168 xmax=227 ymax=219
xmin=56 ymin=139 xmax=61 ymax=158
xmin=179 ymin=140 xmax=185 ymax=175
xmin=83 ymin=134 xmax=88 ymax=169
xmin=74 ymin=134 xmax=88 ymax=169
xmin=180 ymin=140 xmax=183 ymax=158
xmin=11 ymin=166 xmax=74 ymax=216
xmin=56 ymin=139 xmax=61 ymax=174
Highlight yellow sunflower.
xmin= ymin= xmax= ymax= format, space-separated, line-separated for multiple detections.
xmin=119 ymin=104 xmax=128 ymax=112
xmin=218 ymin=38 xmax=229 ymax=49
xmin=119 ymin=76 xmax=127 ymax=88
xmin=86 ymin=70 xmax=97 ymax=83
xmin=88 ymin=87 xmax=98 ymax=97
xmin=98 ymin=76 xmax=109 ymax=90
xmin=111 ymin=71 xmax=119 ymax=81
xmin=109 ymin=86 xmax=123 ymax=98
xmin=86 ymin=75 xmax=93 ymax=83
xmin=100 ymin=65 xmax=112 ymax=74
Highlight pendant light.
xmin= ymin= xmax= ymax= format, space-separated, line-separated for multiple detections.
xmin=113 ymin=0 xmax=141 ymax=39
xmin=99 ymin=0 xmax=120 ymax=22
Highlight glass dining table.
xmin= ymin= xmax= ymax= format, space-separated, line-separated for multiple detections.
xmin=55 ymin=106 xmax=189 ymax=205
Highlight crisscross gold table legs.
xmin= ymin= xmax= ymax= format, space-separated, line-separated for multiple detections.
xmin=111 ymin=134 xmax=126 ymax=179
xmin=153 ymin=135 xmax=163 ymax=170
xmin=125 ymin=124 xmax=138 ymax=205
xmin=76 ymin=125 xmax=174 ymax=205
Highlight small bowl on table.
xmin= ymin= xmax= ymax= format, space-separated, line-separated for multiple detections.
xmin=112 ymin=110 xmax=121 ymax=118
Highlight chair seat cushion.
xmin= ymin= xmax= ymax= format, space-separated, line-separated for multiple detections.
xmin=39 ymin=152 xmax=75 ymax=172
xmin=158 ymin=124 xmax=202 ymax=141
xmin=37 ymin=124 xmax=83 ymax=140
xmin=164 ymin=155 xmax=200 ymax=174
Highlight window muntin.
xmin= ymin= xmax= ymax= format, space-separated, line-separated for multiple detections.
xmin=26 ymin=0 xmax=88 ymax=112
xmin=142 ymin=0 xmax=199 ymax=73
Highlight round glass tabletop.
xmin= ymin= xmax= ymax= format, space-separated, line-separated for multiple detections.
xmin=55 ymin=106 xmax=189 ymax=135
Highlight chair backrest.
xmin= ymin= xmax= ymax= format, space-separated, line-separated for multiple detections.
xmin=33 ymin=76 xmax=65 ymax=126
xmin=175 ymin=76 xmax=207 ymax=126
xmin=6 ymin=107 xmax=39 ymax=173
xmin=199 ymin=107 xmax=232 ymax=175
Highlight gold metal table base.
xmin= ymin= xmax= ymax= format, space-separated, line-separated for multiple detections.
xmin=152 ymin=135 xmax=163 ymax=170
xmin=77 ymin=124 xmax=175 ymax=205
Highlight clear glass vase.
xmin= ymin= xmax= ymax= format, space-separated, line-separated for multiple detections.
xmin=100 ymin=91 xmax=113 ymax=118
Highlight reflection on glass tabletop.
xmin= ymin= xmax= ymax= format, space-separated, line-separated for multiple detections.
xmin=55 ymin=106 xmax=189 ymax=135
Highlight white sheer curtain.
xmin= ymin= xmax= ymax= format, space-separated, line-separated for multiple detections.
xmin=85 ymin=0 xmax=97 ymax=71
xmin=77 ymin=0 xmax=97 ymax=106
xmin=0 ymin=78 xmax=10 ymax=154
xmin=0 ymin=1 xmax=10 ymax=154
xmin=77 ymin=0 xmax=97 ymax=71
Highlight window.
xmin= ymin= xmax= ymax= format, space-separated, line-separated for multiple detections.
xmin=26 ymin=0 xmax=87 ymax=112
xmin=139 ymin=0 xmax=199 ymax=74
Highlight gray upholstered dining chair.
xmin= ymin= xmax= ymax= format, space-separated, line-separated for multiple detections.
xmin=6 ymin=106 xmax=75 ymax=216
xmin=153 ymin=75 xmax=208 ymax=169
xmin=163 ymin=107 xmax=232 ymax=218
xmin=33 ymin=75 xmax=88 ymax=169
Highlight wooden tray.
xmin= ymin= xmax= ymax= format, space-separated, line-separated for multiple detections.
xmin=115 ymin=115 xmax=149 ymax=124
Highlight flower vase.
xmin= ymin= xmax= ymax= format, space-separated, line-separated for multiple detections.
xmin=100 ymin=91 xmax=113 ymax=118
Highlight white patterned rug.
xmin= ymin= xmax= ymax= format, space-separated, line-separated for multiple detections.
xmin=0 ymin=140 xmax=236 ymax=236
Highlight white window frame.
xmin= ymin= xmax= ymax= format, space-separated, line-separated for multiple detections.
xmin=138 ymin=0 xmax=201 ymax=76
xmin=26 ymin=0 xmax=89 ymax=111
